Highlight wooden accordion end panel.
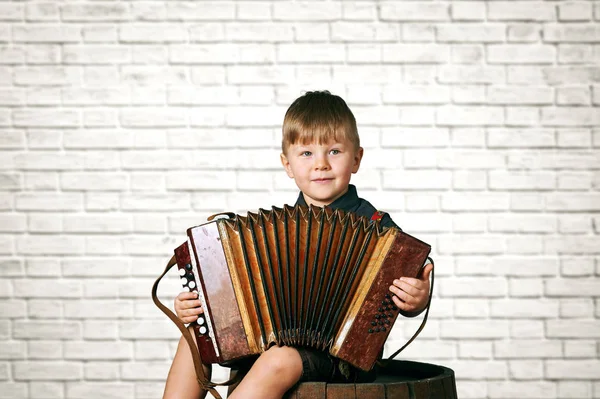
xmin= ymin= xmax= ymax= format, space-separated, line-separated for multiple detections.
xmin=174 ymin=205 xmax=431 ymax=371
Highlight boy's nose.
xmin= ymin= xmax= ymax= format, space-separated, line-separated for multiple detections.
xmin=313 ymin=156 xmax=330 ymax=170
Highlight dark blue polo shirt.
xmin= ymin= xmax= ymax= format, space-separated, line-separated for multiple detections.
xmin=294 ymin=184 xmax=399 ymax=230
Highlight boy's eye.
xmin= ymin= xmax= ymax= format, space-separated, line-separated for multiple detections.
xmin=301 ymin=151 xmax=312 ymax=157
xmin=329 ymin=149 xmax=340 ymax=155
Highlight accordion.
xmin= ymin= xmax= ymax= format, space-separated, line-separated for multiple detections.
xmin=172 ymin=205 xmax=431 ymax=372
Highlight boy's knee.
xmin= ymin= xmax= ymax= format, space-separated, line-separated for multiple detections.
xmin=257 ymin=346 xmax=303 ymax=377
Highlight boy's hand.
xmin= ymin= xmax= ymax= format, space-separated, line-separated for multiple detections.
xmin=389 ymin=263 xmax=433 ymax=315
xmin=174 ymin=291 xmax=204 ymax=324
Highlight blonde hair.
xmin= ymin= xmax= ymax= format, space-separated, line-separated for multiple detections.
xmin=282 ymin=91 xmax=360 ymax=154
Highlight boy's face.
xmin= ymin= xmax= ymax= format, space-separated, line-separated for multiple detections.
xmin=280 ymin=139 xmax=363 ymax=207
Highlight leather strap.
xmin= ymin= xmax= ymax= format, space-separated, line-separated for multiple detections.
xmin=379 ymin=256 xmax=435 ymax=366
xmin=151 ymin=256 xmax=225 ymax=398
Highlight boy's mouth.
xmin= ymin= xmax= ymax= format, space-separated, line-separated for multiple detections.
xmin=312 ymin=178 xmax=333 ymax=183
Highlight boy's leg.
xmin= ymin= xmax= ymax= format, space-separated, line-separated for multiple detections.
xmin=163 ymin=329 xmax=212 ymax=399
xmin=228 ymin=346 xmax=303 ymax=399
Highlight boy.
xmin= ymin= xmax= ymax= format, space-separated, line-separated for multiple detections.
xmin=163 ymin=91 xmax=433 ymax=399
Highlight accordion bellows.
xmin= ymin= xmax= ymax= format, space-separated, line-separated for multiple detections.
xmin=174 ymin=205 xmax=431 ymax=371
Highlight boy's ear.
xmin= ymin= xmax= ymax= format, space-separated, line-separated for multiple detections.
xmin=352 ymin=147 xmax=364 ymax=174
xmin=280 ymin=153 xmax=295 ymax=178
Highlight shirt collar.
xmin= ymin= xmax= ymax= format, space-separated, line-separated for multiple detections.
xmin=294 ymin=184 xmax=360 ymax=211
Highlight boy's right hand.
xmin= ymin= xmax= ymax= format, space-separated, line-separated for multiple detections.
xmin=174 ymin=291 xmax=204 ymax=324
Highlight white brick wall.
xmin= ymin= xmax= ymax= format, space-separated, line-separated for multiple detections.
xmin=0 ymin=1 xmax=598 ymax=398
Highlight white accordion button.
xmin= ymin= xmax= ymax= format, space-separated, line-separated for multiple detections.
xmin=198 ymin=316 xmax=205 ymax=325
xmin=179 ymin=268 xmax=186 ymax=277
xmin=188 ymin=281 xmax=196 ymax=289
xmin=180 ymin=277 xmax=188 ymax=286
xmin=199 ymin=326 xmax=207 ymax=334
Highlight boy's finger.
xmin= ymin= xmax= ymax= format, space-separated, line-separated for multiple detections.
xmin=181 ymin=315 xmax=199 ymax=323
xmin=180 ymin=299 xmax=203 ymax=309
xmin=176 ymin=291 xmax=199 ymax=301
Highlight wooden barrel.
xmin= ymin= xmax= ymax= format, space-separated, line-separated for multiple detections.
xmin=228 ymin=360 xmax=457 ymax=399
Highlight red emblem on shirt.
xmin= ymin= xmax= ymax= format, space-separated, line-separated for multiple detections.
xmin=371 ymin=211 xmax=385 ymax=222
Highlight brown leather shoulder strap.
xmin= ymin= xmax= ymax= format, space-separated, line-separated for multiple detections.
xmin=151 ymin=256 xmax=223 ymax=399
xmin=379 ymin=257 xmax=435 ymax=366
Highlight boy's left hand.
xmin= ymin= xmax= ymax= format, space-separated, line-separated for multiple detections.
xmin=389 ymin=263 xmax=433 ymax=314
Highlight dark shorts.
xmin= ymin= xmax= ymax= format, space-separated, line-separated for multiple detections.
xmin=230 ymin=347 xmax=377 ymax=384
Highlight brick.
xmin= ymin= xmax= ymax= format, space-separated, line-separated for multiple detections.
xmin=544 ymin=106 xmax=600 ymax=127
xmin=14 ymin=321 xmax=81 ymax=340
xmin=511 ymin=320 xmax=545 ymax=338
xmin=84 ymin=361 xmax=119 ymax=380
xmin=442 ymin=193 xmax=509 ymax=211
xmin=509 ymin=360 xmax=544 ymax=380
xmin=65 ymin=341 xmax=131 ymax=360
xmin=561 ymin=257 xmax=595 ymax=277
xmin=0 ymin=383 xmax=27 ymax=398
xmin=0 ymin=298 xmax=26 ymax=318
xmin=453 ymin=171 xmax=487 ymax=190
xmin=547 ymin=320 xmax=600 ymax=338
xmin=439 ymin=66 xmax=505 ymax=83
xmin=237 ymin=2 xmax=272 ymax=20
xmin=119 ymin=24 xmax=187 ymax=43
xmin=488 ymin=2 xmax=555 ymax=21
xmin=488 ymin=128 xmax=555 ymax=148
xmin=559 ymin=2 xmax=593 ymax=21
xmin=120 ymin=108 xmax=186 ymax=127
xmin=26 ymin=130 xmax=61 ymax=149
xmin=558 ymin=381 xmax=593 ymax=398
xmin=0 ymin=214 xmax=26 ymax=232
xmin=489 ymin=214 xmax=556 ymax=233
xmin=82 ymin=24 xmax=117 ymax=43
xmin=489 ymin=171 xmax=555 ymax=190
xmin=278 ymin=43 xmax=345 ymax=63
xmin=505 ymin=107 xmax=540 ymax=126
xmin=451 ymin=2 xmax=485 ymax=20
xmin=16 ymin=193 xmax=83 ymax=210
xmin=119 ymin=320 xmax=179 ymax=339
xmin=491 ymin=299 xmax=559 ymax=318
xmin=558 ymin=214 xmax=592 ymax=234
xmin=121 ymin=66 xmax=187 ymax=85
xmin=488 ymin=45 xmax=555 ymax=64
xmin=564 ymin=339 xmax=597 ymax=358
xmin=560 ymin=298 xmax=595 ymax=317
xmin=441 ymin=320 xmax=509 ymax=338
xmin=227 ymin=23 xmax=294 ymax=42
xmin=0 ymin=46 xmax=25 ymax=64
xmin=67 ymin=383 xmax=134 ymax=399
xmin=27 ymin=213 xmax=63 ymax=231
xmin=382 ymin=44 xmax=448 ymax=63
xmin=488 ymin=86 xmax=553 ymax=104
xmin=547 ymin=360 xmax=600 ymax=379
xmin=14 ymin=25 xmax=81 ymax=43
xmin=62 ymin=3 xmax=130 ymax=21
xmin=30 ymin=382 xmax=63 ymax=399
xmin=508 ymin=23 xmax=541 ymax=42
xmin=382 ymin=85 xmax=450 ymax=104
xmin=130 ymin=2 xmax=165 ymax=21
xmin=559 ymin=44 xmax=594 ymax=63
xmin=557 ymin=86 xmax=591 ymax=105
xmin=133 ymin=214 xmax=165 ymax=233
xmin=170 ymin=44 xmax=241 ymax=63
xmin=121 ymin=361 xmax=170 ymax=380
xmin=342 ymin=2 xmax=377 ymax=20
xmin=26 ymin=3 xmax=59 ymax=21
xmin=441 ymin=277 xmax=506 ymax=297
xmin=61 ymin=173 xmax=128 ymax=191
xmin=437 ymin=24 xmax=505 ymax=42
xmin=542 ymin=66 xmax=600 ymax=85
xmin=63 ymin=214 xmax=132 ymax=233
xmin=494 ymin=340 xmax=562 ymax=359
xmin=274 ymin=1 xmax=341 ymax=20
xmin=439 ymin=235 xmax=506 ymax=255
xmin=28 ymin=341 xmax=62 ymax=359
xmin=544 ymin=24 xmax=600 ymax=42
xmin=166 ymin=2 xmax=235 ymax=20
xmin=451 ymin=45 xmax=484 ymax=63
xmin=509 ymin=152 xmax=600 ymax=170
xmin=546 ymin=278 xmax=600 ymax=297
xmin=402 ymin=23 xmax=435 ymax=42
xmin=558 ymin=171 xmax=593 ymax=190
xmin=383 ymin=170 xmax=451 ymax=189
xmin=379 ymin=2 xmax=449 ymax=21
xmin=189 ymin=23 xmax=225 ymax=42
xmin=64 ymin=299 xmax=132 ymax=319
xmin=15 ymin=66 xmax=81 ymax=86
xmin=437 ymin=106 xmax=504 ymax=126
xmin=63 ymin=45 xmax=129 ymax=64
